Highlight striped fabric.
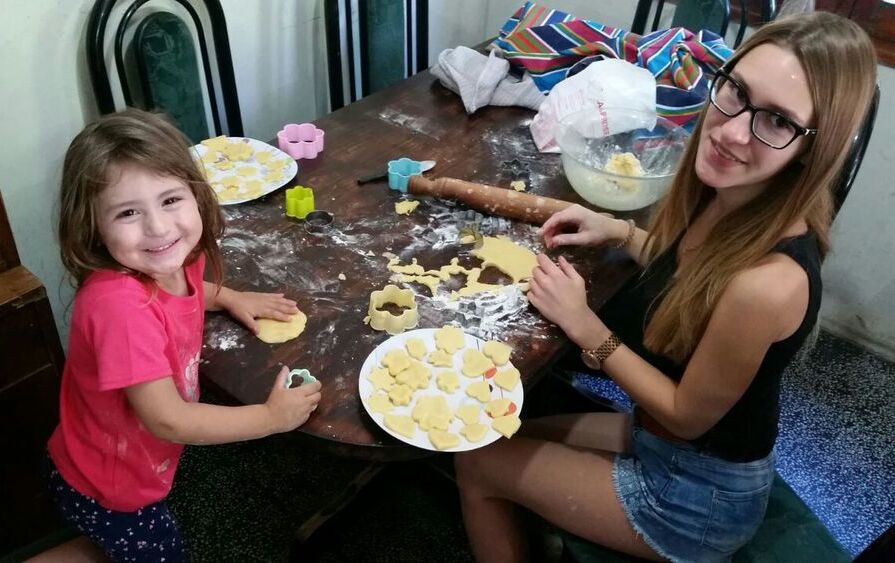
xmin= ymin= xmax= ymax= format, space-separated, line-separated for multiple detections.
xmin=492 ymin=2 xmax=733 ymax=130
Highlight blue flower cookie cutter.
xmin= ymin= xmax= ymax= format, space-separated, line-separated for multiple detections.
xmin=387 ymin=157 xmax=422 ymax=192
xmin=285 ymin=368 xmax=317 ymax=389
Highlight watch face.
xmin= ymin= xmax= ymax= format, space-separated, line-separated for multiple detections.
xmin=581 ymin=350 xmax=601 ymax=371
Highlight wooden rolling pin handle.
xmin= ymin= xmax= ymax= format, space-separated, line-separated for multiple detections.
xmin=408 ymin=176 xmax=574 ymax=225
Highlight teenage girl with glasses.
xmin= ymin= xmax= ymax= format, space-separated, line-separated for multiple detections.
xmin=455 ymin=12 xmax=877 ymax=562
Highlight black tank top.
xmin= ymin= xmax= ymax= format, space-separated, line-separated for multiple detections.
xmin=599 ymin=231 xmax=822 ymax=462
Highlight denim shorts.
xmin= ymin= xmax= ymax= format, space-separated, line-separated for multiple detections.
xmin=613 ymin=426 xmax=775 ymax=562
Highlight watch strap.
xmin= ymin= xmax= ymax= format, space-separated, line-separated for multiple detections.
xmin=581 ymin=333 xmax=622 ymax=370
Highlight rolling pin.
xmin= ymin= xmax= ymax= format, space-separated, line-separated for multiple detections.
xmin=408 ymin=176 xmax=574 ymax=224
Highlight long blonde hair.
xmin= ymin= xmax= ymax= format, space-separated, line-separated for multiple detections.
xmin=59 ymin=109 xmax=225 ymax=288
xmin=641 ymin=12 xmax=877 ymax=363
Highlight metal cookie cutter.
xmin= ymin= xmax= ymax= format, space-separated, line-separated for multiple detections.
xmin=304 ymin=210 xmax=334 ymax=234
xmin=387 ymin=157 xmax=422 ymax=192
xmin=277 ymin=123 xmax=325 ymax=160
xmin=285 ymin=368 xmax=317 ymax=389
xmin=285 ymin=185 xmax=315 ymax=219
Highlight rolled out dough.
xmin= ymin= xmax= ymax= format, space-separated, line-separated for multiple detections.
xmin=256 ymin=311 xmax=307 ymax=343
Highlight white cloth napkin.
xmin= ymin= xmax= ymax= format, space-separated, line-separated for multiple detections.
xmin=430 ymin=46 xmax=544 ymax=114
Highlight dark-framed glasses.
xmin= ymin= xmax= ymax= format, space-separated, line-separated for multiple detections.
xmin=709 ymin=69 xmax=817 ymax=149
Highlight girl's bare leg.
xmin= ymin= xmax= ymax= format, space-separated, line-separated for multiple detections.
xmin=25 ymin=536 xmax=108 ymax=563
xmin=456 ymin=422 xmax=663 ymax=563
xmin=520 ymin=412 xmax=633 ymax=453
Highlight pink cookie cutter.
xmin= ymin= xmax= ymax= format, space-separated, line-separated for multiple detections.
xmin=277 ymin=123 xmax=325 ymax=159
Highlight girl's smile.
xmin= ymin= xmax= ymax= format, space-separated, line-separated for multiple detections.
xmin=96 ymin=163 xmax=203 ymax=293
xmin=694 ymin=43 xmax=815 ymax=201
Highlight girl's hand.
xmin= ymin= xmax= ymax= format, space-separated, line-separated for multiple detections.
xmin=224 ymin=291 xmax=299 ymax=334
xmin=265 ymin=366 xmax=323 ymax=433
xmin=539 ymin=204 xmax=627 ymax=249
xmin=529 ymin=254 xmax=596 ymax=340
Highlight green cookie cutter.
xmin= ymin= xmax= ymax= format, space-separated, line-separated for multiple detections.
xmin=285 ymin=185 xmax=315 ymax=219
xmin=285 ymin=368 xmax=317 ymax=388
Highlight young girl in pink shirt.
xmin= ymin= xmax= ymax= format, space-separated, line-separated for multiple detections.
xmin=45 ymin=109 xmax=321 ymax=562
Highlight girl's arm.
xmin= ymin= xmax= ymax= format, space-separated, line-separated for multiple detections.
xmin=539 ymin=205 xmax=650 ymax=265
xmin=125 ymin=366 xmax=322 ymax=444
xmin=530 ymin=254 xmax=808 ymax=439
xmin=203 ymin=282 xmax=299 ymax=333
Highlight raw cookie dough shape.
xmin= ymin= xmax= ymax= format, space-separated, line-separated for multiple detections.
xmin=492 ymin=414 xmax=522 ymax=438
xmin=466 ymin=381 xmax=492 ymax=403
xmin=405 ymin=338 xmax=428 ymax=359
xmin=367 ymin=367 xmax=395 ymax=391
xmin=462 ymin=349 xmax=494 ymax=378
xmin=456 ymin=404 xmax=481 ymax=426
xmin=395 ymin=200 xmax=420 ymax=215
xmin=434 ymin=325 xmax=465 ymax=353
xmin=388 ymin=383 xmax=414 ymax=406
xmin=460 ymin=423 xmax=489 ymax=443
xmin=435 ymin=370 xmax=460 ymax=393
xmin=483 ymin=341 xmax=512 ymax=365
xmin=382 ymin=349 xmax=411 ymax=375
xmin=429 ymin=429 xmax=461 ymax=450
xmin=385 ymin=414 xmax=416 ymax=438
xmin=256 ymin=311 xmax=308 ymax=344
xmin=494 ymin=366 xmax=521 ymax=391
xmin=428 ymin=349 xmax=454 ymax=367
xmin=367 ymin=284 xmax=419 ymax=335
xmin=366 ymin=393 xmax=394 ymax=414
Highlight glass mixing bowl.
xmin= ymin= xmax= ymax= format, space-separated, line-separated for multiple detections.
xmin=555 ymin=107 xmax=690 ymax=211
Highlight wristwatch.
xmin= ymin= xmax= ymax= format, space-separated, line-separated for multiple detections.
xmin=581 ymin=333 xmax=622 ymax=371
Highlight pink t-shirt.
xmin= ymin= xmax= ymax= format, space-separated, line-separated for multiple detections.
xmin=48 ymin=256 xmax=205 ymax=511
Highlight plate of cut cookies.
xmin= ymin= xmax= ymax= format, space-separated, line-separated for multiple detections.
xmin=192 ymin=136 xmax=298 ymax=205
xmin=359 ymin=326 xmax=524 ymax=452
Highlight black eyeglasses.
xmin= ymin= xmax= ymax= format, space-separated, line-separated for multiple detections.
xmin=709 ymin=69 xmax=817 ymax=149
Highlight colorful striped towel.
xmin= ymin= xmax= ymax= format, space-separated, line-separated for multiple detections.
xmin=491 ymin=2 xmax=733 ymax=130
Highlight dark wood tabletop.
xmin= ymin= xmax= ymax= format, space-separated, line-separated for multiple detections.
xmin=199 ymin=70 xmax=644 ymax=461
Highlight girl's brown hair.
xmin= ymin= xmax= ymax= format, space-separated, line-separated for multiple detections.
xmin=59 ymin=108 xmax=225 ymax=289
xmin=641 ymin=12 xmax=877 ymax=362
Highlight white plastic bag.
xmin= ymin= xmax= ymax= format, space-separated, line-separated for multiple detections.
xmin=530 ymin=59 xmax=656 ymax=153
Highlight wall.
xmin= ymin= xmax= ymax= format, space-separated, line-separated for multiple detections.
xmin=0 ymin=0 xmax=329 ymax=345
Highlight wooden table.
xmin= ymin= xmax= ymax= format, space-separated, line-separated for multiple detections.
xmin=200 ymin=70 xmax=643 ymax=462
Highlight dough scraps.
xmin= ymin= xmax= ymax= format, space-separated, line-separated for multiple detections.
xmin=510 ymin=180 xmax=527 ymax=192
xmin=395 ymin=200 xmax=420 ymax=215
xmin=256 ymin=311 xmax=307 ymax=344
xmin=471 ymin=236 xmax=537 ymax=284
xmin=434 ymin=325 xmax=466 ymax=353
xmin=482 ymin=340 xmax=512 ymax=365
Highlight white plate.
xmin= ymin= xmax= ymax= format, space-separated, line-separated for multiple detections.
xmin=191 ymin=137 xmax=298 ymax=205
xmin=358 ymin=328 xmax=524 ymax=452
